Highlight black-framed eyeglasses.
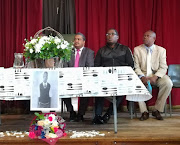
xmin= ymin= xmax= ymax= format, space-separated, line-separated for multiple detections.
xmin=106 ymin=33 xmax=117 ymax=36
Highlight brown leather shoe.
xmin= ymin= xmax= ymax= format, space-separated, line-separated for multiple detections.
xmin=139 ymin=112 xmax=149 ymax=121
xmin=152 ymin=110 xmax=163 ymax=120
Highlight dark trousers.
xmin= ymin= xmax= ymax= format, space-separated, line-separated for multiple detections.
xmin=95 ymin=96 xmax=124 ymax=116
xmin=63 ymin=98 xmax=74 ymax=112
xmin=63 ymin=97 xmax=89 ymax=115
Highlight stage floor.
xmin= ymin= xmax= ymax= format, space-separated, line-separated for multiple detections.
xmin=0 ymin=110 xmax=180 ymax=145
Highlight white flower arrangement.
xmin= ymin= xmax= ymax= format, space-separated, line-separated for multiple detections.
xmin=23 ymin=35 xmax=73 ymax=61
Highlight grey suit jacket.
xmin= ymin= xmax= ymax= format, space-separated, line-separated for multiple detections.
xmin=134 ymin=44 xmax=168 ymax=78
xmin=64 ymin=47 xmax=94 ymax=67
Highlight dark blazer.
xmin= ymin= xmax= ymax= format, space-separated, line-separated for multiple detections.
xmin=64 ymin=47 xmax=94 ymax=67
xmin=63 ymin=47 xmax=94 ymax=115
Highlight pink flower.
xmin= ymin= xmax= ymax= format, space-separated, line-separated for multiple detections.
xmin=48 ymin=116 xmax=53 ymax=121
xmin=54 ymin=127 xmax=58 ymax=133
xmin=29 ymin=132 xmax=35 ymax=139
xmin=29 ymin=125 xmax=36 ymax=132
xmin=63 ymin=132 xmax=67 ymax=137
xmin=35 ymin=129 xmax=42 ymax=136
xmin=55 ymin=129 xmax=63 ymax=138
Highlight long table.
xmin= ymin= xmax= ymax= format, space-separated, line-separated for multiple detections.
xmin=0 ymin=67 xmax=152 ymax=132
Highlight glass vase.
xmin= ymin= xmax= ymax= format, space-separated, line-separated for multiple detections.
xmin=32 ymin=57 xmax=63 ymax=68
xmin=34 ymin=58 xmax=45 ymax=68
xmin=13 ymin=53 xmax=24 ymax=68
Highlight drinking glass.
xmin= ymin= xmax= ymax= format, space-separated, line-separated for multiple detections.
xmin=13 ymin=53 xmax=24 ymax=68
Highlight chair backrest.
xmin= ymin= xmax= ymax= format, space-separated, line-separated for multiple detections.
xmin=168 ymin=64 xmax=180 ymax=88
xmin=61 ymin=34 xmax=75 ymax=43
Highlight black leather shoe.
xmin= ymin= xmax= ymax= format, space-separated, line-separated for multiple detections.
xmin=139 ymin=112 xmax=149 ymax=121
xmin=152 ymin=110 xmax=163 ymax=120
xmin=102 ymin=113 xmax=111 ymax=123
xmin=69 ymin=111 xmax=76 ymax=122
xmin=92 ymin=115 xmax=104 ymax=124
xmin=75 ymin=114 xmax=84 ymax=122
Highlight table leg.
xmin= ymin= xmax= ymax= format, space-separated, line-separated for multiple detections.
xmin=113 ymin=96 xmax=117 ymax=133
xmin=0 ymin=101 xmax=1 ymax=125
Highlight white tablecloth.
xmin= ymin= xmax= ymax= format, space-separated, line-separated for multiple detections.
xmin=0 ymin=66 xmax=152 ymax=101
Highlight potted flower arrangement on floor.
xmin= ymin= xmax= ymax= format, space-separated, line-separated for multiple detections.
xmin=29 ymin=112 xmax=66 ymax=145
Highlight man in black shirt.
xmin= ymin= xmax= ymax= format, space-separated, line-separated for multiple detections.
xmin=93 ymin=28 xmax=134 ymax=124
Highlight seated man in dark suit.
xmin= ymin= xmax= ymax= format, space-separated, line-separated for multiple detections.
xmin=63 ymin=32 xmax=94 ymax=122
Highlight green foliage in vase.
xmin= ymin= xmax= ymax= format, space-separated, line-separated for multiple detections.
xmin=23 ymin=35 xmax=73 ymax=61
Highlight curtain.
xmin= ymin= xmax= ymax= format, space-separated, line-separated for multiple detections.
xmin=75 ymin=0 xmax=180 ymax=106
xmin=0 ymin=0 xmax=42 ymax=68
xmin=43 ymin=0 xmax=76 ymax=34
xmin=75 ymin=0 xmax=180 ymax=63
xmin=0 ymin=0 xmax=42 ymax=113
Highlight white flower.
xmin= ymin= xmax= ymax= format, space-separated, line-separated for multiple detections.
xmin=25 ymin=46 xmax=29 ymax=50
xmin=44 ymin=119 xmax=50 ymax=126
xmin=57 ymin=45 xmax=60 ymax=49
xmin=54 ymin=37 xmax=61 ymax=44
xmin=34 ymin=43 xmax=42 ymax=53
xmin=49 ymin=36 xmax=54 ymax=41
xmin=64 ymin=40 xmax=69 ymax=46
xmin=25 ymin=42 xmax=30 ymax=48
xmin=30 ymin=39 xmax=37 ymax=45
xmin=48 ymin=114 xmax=56 ymax=122
xmin=41 ymin=36 xmax=49 ymax=41
xmin=61 ymin=43 xmax=67 ymax=49
xmin=52 ymin=121 xmax=58 ymax=127
xmin=29 ymin=49 xmax=33 ymax=53
xmin=48 ymin=133 xmax=58 ymax=138
xmin=37 ymin=120 xmax=45 ymax=126
xmin=39 ymin=38 xmax=46 ymax=46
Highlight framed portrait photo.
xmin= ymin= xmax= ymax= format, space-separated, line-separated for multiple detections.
xmin=30 ymin=69 xmax=59 ymax=111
